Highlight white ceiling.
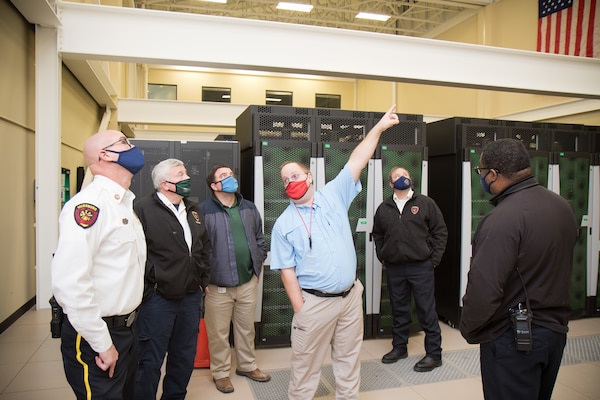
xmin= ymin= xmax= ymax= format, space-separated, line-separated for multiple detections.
xmin=132 ymin=0 xmax=496 ymax=38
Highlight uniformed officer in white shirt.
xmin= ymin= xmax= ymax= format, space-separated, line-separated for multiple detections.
xmin=51 ymin=130 xmax=146 ymax=400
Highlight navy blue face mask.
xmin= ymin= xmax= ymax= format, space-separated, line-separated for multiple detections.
xmin=393 ymin=176 xmax=412 ymax=190
xmin=105 ymin=146 xmax=145 ymax=175
xmin=480 ymin=170 xmax=493 ymax=194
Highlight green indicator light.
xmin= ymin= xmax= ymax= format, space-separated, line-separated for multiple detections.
xmin=382 ymin=146 xmax=388 ymax=150
xmin=325 ymin=144 xmax=331 ymax=148
xmin=262 ymin=141 xmax=268 ymax=146
xmin=360 ymin=221 xmax=367 ymax=224
xmin=560 ymin=152 xmax=564 ymax=157
xmin=470 ymin=149 xmax=475 ymax=154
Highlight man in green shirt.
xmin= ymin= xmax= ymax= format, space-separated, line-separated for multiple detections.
xmin=199 ymin=164 xmax=269 ymax=394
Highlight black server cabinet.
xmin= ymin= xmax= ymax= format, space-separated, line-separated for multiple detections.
xmin=586 ymin=125 xmax=600 ymax=316
xmin=130 ymin=140 xmax=240 ymax=204
xmin=374 ymin=144 xmax=427 ymax=338
xmin=369 ymin=112 xmax=427 ymax=338
xmin=314 ymin=108 xmax=373 ymax=337
xmin=236 ymin=105 xmax=315 ymax=348
xmin=427 ymin=117 xmax=506 ymax=328
xmin=547 ymin=123 xmax=591 ymax=318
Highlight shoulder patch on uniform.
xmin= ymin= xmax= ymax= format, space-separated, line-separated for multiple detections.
xmin=74 ymin=203 xmax=100 ymax=228
xmin=192 ymin=211 xmax=201 ymax=225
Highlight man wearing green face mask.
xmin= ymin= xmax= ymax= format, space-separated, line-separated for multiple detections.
xmin=133 ymin=158 xmax=211 ymax=400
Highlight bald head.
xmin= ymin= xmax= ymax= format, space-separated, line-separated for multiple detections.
xmin=83 ymin=130 xmax=124 ymax=168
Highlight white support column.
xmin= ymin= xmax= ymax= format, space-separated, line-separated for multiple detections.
xmin=35 ymin=26 xmax=61 ymax=309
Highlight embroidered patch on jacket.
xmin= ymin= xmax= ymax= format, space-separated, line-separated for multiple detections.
xmin=411 ymin=206 xmax=419 ymax=215
xmin=74 ymin=203 xmax=100 ymax=228
xmin=192 ymin=211 xmax=201 ymax=225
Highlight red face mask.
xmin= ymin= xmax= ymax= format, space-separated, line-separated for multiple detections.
xmin=285 ymin=180 xmax=309 ymax=200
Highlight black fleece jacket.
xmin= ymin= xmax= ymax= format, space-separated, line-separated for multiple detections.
xmin=372 ymin=192 xmax=447 ymax=267
xmin=460 ymin=176 xmax=578 ymax=344
xmin=134 ymin=192 xmax=211 ymax=300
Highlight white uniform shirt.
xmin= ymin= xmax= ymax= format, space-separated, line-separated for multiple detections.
xmin=156 ymin=192 xmax=192 ymax=251
xmin=51 ymin=175 xmax=146 ymax=353
xmin=393 ymin=188 xmax=414 ymax=214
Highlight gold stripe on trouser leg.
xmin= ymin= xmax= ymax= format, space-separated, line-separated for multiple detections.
xmin=75 ymin=333 xmax=92 ymax=400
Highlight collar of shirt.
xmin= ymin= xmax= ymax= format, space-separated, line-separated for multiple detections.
xmin=157 ymin=191 xmax=186 ymax=216
xmin=93 ymin=175 xmax=131 ymax=204
xmin=393 ymin=189 xmax=414 ymax=214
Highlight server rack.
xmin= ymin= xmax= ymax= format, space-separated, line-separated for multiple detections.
xmin=547 ymin=123 xmax=592 ymax=317
xmin=315 ymin=108 xmax=373 ymax=338
xmin=130 ymin=140 xmax=240 ymax=204
xmin=236 ymin=105 xmax=316 ymax=347
xmin=427 ymin=117 xmax=506 ymax=328
xmin=369 ymin=112 xmax=427 ymax=338
xmin=587 ymin=125 xmax=600 ymax=316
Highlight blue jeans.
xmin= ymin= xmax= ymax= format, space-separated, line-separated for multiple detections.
xmin=134 ymin=290 xmax=202 ymax=400
xmin=480 ymin=325 xmax=566 ymax=400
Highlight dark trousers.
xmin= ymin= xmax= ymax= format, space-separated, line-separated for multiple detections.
xmin=480 ymin=325 xmax=566 ymax=400
xmin=386 ymin=260 xmax=442 ymax=358
xmin=61 ymin=318 xmax=137 ymax=400
xmin=134 ymin=290 xmax=202 ymax=400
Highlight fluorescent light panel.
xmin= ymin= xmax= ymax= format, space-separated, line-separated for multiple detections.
xmin=276 ymin=2 xmax=314 ymax=12
xmin=200 ymin=0 xmax=227 ymax=3
xmin=355 ymin=12 xmax=390 ymax=21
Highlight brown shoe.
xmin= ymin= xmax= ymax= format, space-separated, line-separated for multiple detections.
xmin=213 ymin=377 xmax=234 ymax=393
xmin=235 ymin=368 xmax=271 ymax=382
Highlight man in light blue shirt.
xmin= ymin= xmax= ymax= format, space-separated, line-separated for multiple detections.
xmin=270 ymin=104 xmax=399 ymax=400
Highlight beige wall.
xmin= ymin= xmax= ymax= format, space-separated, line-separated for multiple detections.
xmin=0 ymin=0 xmax=103 ymax=324
xmin=0 ymin=0 xmax=36 ymax=324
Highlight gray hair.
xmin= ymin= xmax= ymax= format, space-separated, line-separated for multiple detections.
xmin=151 ymin=158 xmax=185 ymax=190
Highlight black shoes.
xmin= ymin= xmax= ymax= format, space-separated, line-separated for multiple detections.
xmin=381 ymin=348 xmax=408 ymax=364
xmin=413 ymin=355 xmax=442 ymax=372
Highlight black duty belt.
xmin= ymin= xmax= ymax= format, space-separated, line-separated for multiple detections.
xmin=103 ymin=310 xmax=137 ymax=328
xmin=303 ymin=283 xmax=354 ymax=298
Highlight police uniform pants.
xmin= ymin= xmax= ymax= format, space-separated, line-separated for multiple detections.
xmin=134 ymin=289 xmax=202 ymax=400
xmin=289 ymin=279 xmax=364 ymax=400
xmin=204 ymin=274 xmax=259 ymax=379
xmin=60 ymin=317 xmax=137 ymax=400
xmin=480 ymin=325 xmax=566 ymax=400
xmin=385 ymin=260 xmax=442 ymax=358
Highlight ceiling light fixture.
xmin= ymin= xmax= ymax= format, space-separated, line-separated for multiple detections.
xmin=355 ymin=12 xmax=390 ymax=22
xmin=200 ymin=0 xmax=227 ymax=3
xmin=276 ymin=2 xmax=314 ymax=12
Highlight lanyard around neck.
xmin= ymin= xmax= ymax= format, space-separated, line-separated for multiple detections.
xmin=294 ymin=200 xmax=313 ymax=249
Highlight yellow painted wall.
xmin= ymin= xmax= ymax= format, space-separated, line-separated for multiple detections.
xmin=0 ymin=0 xmax=36 ymax=323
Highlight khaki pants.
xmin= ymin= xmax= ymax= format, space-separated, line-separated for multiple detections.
xmin=204 ymin=275 xmax=259 ymax=380
xmin=289 ymin=280 xmax=364 ymax=400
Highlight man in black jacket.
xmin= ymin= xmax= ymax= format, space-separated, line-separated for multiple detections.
xmin=460 ymin=139 xmax=578 ymax=400
xmin=372 ymin=166 xmax=447 ymax=372
xmin=133 ymin=158 xmax=211 ymax=400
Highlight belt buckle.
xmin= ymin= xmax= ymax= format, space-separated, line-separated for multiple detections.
xmin=125 ymin=310 xmax=137 ymax=328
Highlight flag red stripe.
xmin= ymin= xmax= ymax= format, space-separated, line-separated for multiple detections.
xmin=564 ymin=5 xmax=573 ymax=54
xmin=545 ymin=14 xmax=552 ymax=52
xmin=586 ymin=0 xmax=597 ymax=56
xmin=537 ymin=17 xmax=543 ymax=52
xmin=554 ymin=12 xmax=562 ymax=53
xmin=574 ymin=0 xmax=585 ymax=55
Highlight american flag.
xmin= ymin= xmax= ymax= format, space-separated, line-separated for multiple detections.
xmin=537 ymin=0 xmax=599 ymax=58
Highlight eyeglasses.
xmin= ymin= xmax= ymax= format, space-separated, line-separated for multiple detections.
xmin=214 ymin=171 xmax=234 ymax=183
xmin=473 ymin=166 xmax=500 ymax=175
xmin=282 ymin=172 xmax=307 ymax=187
xmin=102 ymin=137 xmax=133 ymax=151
